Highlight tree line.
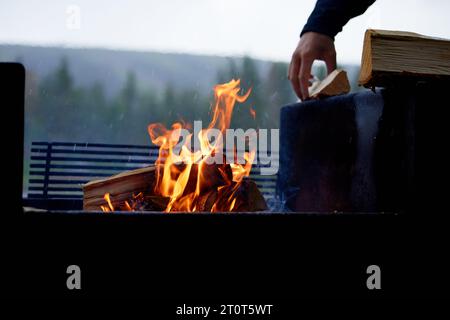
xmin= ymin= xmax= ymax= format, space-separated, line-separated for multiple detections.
xmin=26 ymin=56 xmax=298 ymax=148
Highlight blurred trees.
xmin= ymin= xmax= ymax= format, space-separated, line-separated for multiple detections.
xmin=22 ymin=54 xmax=359 ymax=193
xmin=216 ymin=56 xmax=297 ymax=130
xmin=265 ymin=62 xmax=297 ymax=129
xmin=26 ymin=55 xmax=297 ymax=147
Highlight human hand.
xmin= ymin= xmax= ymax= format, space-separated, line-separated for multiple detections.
xmin=288 ymin=31 xmax=337 ymax=101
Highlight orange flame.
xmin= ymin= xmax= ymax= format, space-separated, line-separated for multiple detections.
xmin=249 ymin=106 xmax=256 ymax=120
xmin=148 ymin=79 xmax=255 ymax=212
xmin=101 ymin=192 xmax=115 ymax=212
xmin=124 ymin=201 xmax=132 ymax=211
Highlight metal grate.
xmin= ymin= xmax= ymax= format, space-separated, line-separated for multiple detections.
xmin=27 ymin=141 xmax=277 ymax=204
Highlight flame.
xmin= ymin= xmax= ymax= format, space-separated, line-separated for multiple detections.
xmin=100 ymin=192 xmax=147 ymax=212
xmin=249 ymin=106 xmax=256 ymax=120
xmin=124 ymin=201 xmax=132 ymax=211
xmin=101 ymin=192 xmax=115 ymax=212
xmin=148 ymin=79 xmax=255 ymax=212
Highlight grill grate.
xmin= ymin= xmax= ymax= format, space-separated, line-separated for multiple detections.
xmin=26 ymin=141 xmax=278 ymax=207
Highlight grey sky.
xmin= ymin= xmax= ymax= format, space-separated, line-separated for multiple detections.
xmin=1 ymin=0 xmax=449 ymax=64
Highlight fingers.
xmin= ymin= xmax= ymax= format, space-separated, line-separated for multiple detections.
xmin=289 ymin=32 xmax=336 ymax=101
xmin=298 ymin=56 xmax=313 ymax=101
xmin=288 ymin=53 xmax=303 ymax=100
xmin=324 ymin=52 xmax=337 ymax=75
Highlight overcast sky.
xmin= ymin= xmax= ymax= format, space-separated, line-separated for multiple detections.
xmin=1 ymin=0 xmax=449 ymax=64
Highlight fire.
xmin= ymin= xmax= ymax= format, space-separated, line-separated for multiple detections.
xmin=148 ymin=79 xmax=255 ymax=212
xmin=100 ymin=192 xmax=114 ymax=212
xmin=124 ymin=201 xmax=132 ymax=211
xmin=100 ymin=192 xmax=146 ymax=212
xmin=249 ymin=106 xmax=256 ymax=120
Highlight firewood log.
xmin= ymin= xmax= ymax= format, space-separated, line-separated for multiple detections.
xmin=83 ymin=163 xmax=267 ymax=212
xmin=308 ymin=69 xmax=350 ymax=99
xmin=359 ymin=29 xmax=450 ymax=87
xmin=83 ymin=166 xmax=156 ymax=211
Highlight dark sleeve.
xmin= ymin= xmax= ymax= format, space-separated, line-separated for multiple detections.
xmin=301 ymin=0 xmax=376 ymax=40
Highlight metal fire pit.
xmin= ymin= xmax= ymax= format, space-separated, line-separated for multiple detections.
xmin=23 ymin=142 xmax=278 ymax=212
xmin=278 ymin=88 xmax=416 ymax=213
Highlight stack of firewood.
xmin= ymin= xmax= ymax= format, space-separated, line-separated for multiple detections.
xmin=83 ymin=164 xmax=267 ymax=212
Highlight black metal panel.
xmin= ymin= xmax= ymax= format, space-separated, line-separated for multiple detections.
xmin=27 ymin=193 xmax=83 ymax=199
xmin=30 ymin=164 xmax=147 ymax=171
xmin=31 ymin=148 xmax=154 ymax=157
xmin=32 ymin=141 xmax=157 ymax=149
xmin=30 ymin=171 xmax=112 ymax=177
xmin=278 ymin=92 xmax=359 ymax=211
xmin=278 ymin=88 xmax=419 ymax=213
xmin=30 ymin=156 xmax=153 ymax=163
xmin=29 ymin=179 xmax=90 ymax=185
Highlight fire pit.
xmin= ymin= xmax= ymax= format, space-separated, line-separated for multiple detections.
xmin=24 ymin=141 xmax=277 ymax=213
xmin=24 ymin=79 xmax=278 ymax=213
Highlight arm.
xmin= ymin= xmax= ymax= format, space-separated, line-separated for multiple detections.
xmin=289 ymin=0 xmax=376 ymax=100
xmin=301 ymin=0 xmax=376 ymax=40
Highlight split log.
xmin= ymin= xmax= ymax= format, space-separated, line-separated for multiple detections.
xmin=134 ymin=195 xmax=170 ymax=211
xmin=83 ymin=165 xmax=157 ymax=211
xmin=182 ymin=162 xmax=232 ymax=196
xmin=83 ymin=163 xmax=267 ymax=212
xmin=359 ymin=29 xmax=450 ymax=88
xmin=212 ymin=179 xmax=268 ymax=212
xmin=170 ymin=189 xmax=218 ymax=212
xmin=167 ymin=168 xmax=267 ymax=212
xmin=309 ymin=69 xmax=350 ymax=99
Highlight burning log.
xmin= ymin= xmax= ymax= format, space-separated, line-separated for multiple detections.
xmin=213 ymin=179 xmax=267 ymax=212
xmin=83 ymin=163 xmax=267 ymax=212
xmin=171 ymin=179 xmax=267 ymax=212
xmin=83 ymin=166 xmax=157 ymax=211
xmin=83 ymin=79 xmax=268 ymax=213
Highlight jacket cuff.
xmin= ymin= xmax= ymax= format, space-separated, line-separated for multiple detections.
xmin=300 ymin=24 xmax=338 ymax=40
